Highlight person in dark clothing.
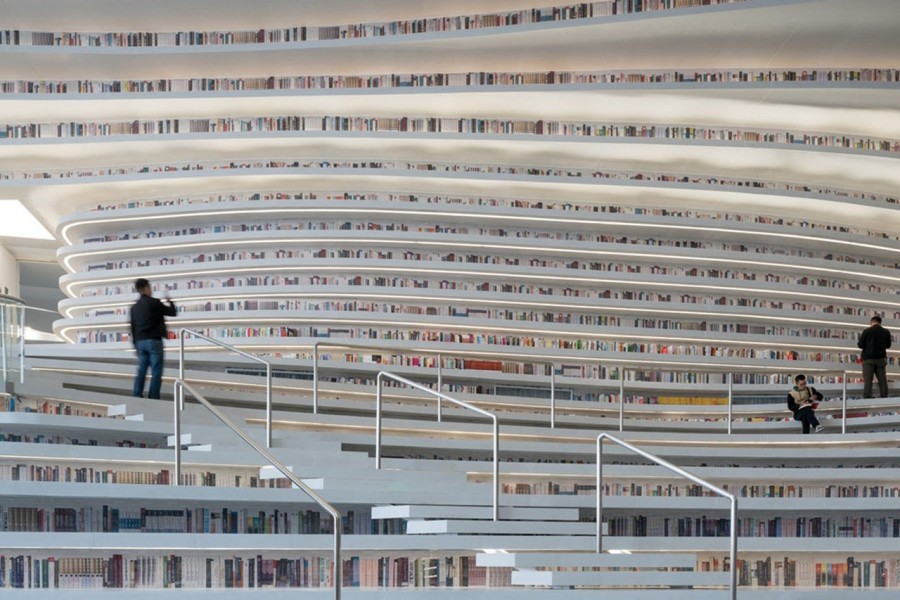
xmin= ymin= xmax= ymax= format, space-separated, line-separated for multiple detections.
xmin=787 ymin=374 xmax=823 ymax=434
xmin=130 ymin=278 xmax=176 ymax=399
xmin=857 ymin=315 xmax=892 ymax=398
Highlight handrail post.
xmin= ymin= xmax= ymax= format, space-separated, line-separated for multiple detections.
xmin=18 ymin=307 xmax=25 ymax=383
xmin=729 ymin=488 xmax=738 ymax=597
xmin=596 ymin=436 xmax=604 ymax=552
xmin=842 ymin=370 xmax=848 ymax=435
xmin=265 ymin=362 xmax=272 ymax=447
xmin=436 ymin=356 xmax=443 ymax=423
xmin=550 ymin=363 xmax=556 ymax=429
xmin=175 ymin=333 xmax=185 ymax=485
xmin=375 ymin=372 xmax=384 ymax=469
xmin=1 ymin=307 xmax=7 ymax=381
xmin=596 ymin=432 xmax=737 ymax=600
xmin=436 ymin=353 xmax=443 ymax=393
xmin=618 ymin=371 xmax=625 ymax=432
xmin=491 ymin=414 xmax=500 ymax=521
xmin=174 ymin=381 xmax=182 ymax=487
xmin=727 ymin=372 xmax=733 ymax=435
xmin=313 ymin=342 xmax=319 ymax=414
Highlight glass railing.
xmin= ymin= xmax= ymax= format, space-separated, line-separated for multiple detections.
xmin=0 ymin=294 xmax=25 ymax=383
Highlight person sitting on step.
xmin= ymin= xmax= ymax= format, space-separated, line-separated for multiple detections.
xmin=787 ymin=373 xmax=824 ymax=434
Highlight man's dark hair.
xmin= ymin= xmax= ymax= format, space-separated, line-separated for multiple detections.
xmin=871 ymin=315 xmax=883 ymax=324
xmin=134 ymin=278 xmax=150 ymax=291
xmin=794 ymin=374 xmax=807 ymax=384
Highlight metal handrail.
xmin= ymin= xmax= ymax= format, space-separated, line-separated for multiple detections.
xmin=312 ymin=340 xmax=558 ymax=425
xmin=312 ymin=339 xmax=898 ymax=434
xmin=179 ymin=328 xmax=273 ymax=447
xmin=313 ymin=341 xmax=400 ymax=414
xmin=596 ymin=432 xmax=737 ymax=600
xmin=173 ymin=379 xmax=341 ymax=599
xmin=178 ymin=333 xmax=896 ymax=440
xmin=837 ymin=369 xmax=900 ymax=434
xmin=374 ymin=370 xmax=500 ymax=521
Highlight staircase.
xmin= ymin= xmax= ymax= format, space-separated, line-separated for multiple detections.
xmin=373 ymin=503 xmax=730 ymax=591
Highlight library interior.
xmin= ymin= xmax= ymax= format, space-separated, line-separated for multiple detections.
xmin=0 ymin=0 xmax=899 ymax=596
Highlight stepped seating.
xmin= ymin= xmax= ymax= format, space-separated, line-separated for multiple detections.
xmin=3 ymin=359 xmax=899 ymax=596
xmin=374 ymin=505 xmax=730 ymax=589
xmin=25 ymin=354 xmax=900 ymax=436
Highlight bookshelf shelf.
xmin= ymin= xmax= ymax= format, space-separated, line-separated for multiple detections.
xmin=0 ymin=2 xmax=754 ymax=52
xmin=3 ymin=116 xmax=898 ymax=159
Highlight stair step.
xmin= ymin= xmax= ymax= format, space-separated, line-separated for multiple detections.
xmin=406 ymin=519 xmax=595 ymax=535
xmin=372 ymin=505 xmax=579 ymax=521
xmin=107 ymin=404 xmax=145 ymax=421
xmin=186 ymin=443 xmax=213 ymax=452
xmin=258 ymin=467 xmax=469 ymax=490
xmin=166 ymin=432 xmax=201 ymax=447
xmin=477 ymin=552 xmax=698 ymax=569
xmin=512 ymin=569 xmax=730 ymax=587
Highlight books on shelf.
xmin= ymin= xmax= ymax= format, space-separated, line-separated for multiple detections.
xmin=2 ymin=68 xmax=898 ymax=96
xmin=698 ymin=553 xmax=898 ymax=588
xmin=0 ymin=552 xmax=499 ymax=589
xmin=0 ymin=1 xmax=751 ymax=50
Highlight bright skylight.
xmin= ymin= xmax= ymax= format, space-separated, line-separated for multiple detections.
xmin=0 ymin=199 xmax=54 ymax=239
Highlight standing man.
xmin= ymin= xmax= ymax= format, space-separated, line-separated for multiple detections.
xmin=130 ymin=278 xmax=176 ymax=399
xmin=857 ymin=315 xmax=892 ymax=398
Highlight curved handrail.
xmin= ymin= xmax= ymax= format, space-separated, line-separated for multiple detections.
xmin=173 ymin=378 xmax=341 ymax=599
xmin=374 ymin=370 xmax=500 ymax=521
xmin=596 ymin=432 xmax=737 ymax=600
xmin=179 ymin=328 xmax=273 ymax=447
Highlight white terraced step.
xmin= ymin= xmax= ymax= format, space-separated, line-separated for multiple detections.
xmin=258 ymin=466 xmax=471 ymax=489
xmin=372 ymin=504 xmax=580 ymax=521
xmin=166 ymin=432 xmax=202 ymax=447
xmin=512 ymin=569 xmax=731 ymax=587
xmin=185 ymin=443 xmax=213 ymax=451
xmin=107 ymin=403 xmax=144 ymax=420
xmin=476 ymin=552 xmax=698 ymax=569
xmin=406 ymin=519 xmax=596 ymax=535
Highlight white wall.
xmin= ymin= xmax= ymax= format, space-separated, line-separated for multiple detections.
xmin=0 ymin=245 xmax=18 ymax=297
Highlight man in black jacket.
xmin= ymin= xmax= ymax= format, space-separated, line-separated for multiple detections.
xmin=130 ymin=278 xmax=176 ymax=399
xmin=857 ymin=315 xmax=892 ymax=398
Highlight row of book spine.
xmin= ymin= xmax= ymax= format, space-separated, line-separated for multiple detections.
xmin=4 ymin=158 xmax=895 ymax=207
xmin=0 ymin=553 xmax=504 ymax=589
xmin=4 ymin=118 xmax=897 ymax=153
xmin=2 ymin=68 xmax=899 ymax=95
xmin=0 ymin=1 xmax=747 ymax=48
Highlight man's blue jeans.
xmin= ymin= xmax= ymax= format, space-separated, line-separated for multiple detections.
xmin=133 ymin=338 xmax=165 ymax=399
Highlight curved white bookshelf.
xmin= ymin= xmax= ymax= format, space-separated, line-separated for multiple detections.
xmin=52 ymin=189 xmax=893 ymax=368
xmin=5 ymin=123 xmax=897 ymax=162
